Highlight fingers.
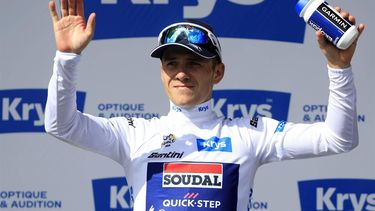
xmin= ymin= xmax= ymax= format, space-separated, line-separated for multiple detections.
xmin=68 ymin=0 xmax=76 ymax=16
xmin=353 ymin=24 xmax=365 ymax=46
xmin=358 ymin=24 xmax=365 ymax=34
xmin=335 ymin=6 xmax=357 ymax=25
xmin=85 ymin=13 xmax=96 ymax=37
xmin=60 ymin=0 xmax=68 ymax=17
xmin=60 ymin=0 xmax=82 ymax=17
xmin=76 ymin=0 xmax=85 ymax=17
xmin=49 ymin=0 xmax=90 ymax=25
xmin=334 ymin=6 xmax=342 ymax=13
xmin=49 ymin=1 xmax=59 ymax=24
xmin=316 ymin=31 xmax=328 ymax=49
xmin=336 ymin=6 xmax=365 ymax=37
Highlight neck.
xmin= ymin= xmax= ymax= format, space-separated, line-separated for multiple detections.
xmin=167 ymin=99 xmax=218 ymax=124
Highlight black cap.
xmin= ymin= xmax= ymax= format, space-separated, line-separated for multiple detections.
xmin=150 ymin=20 xmax=222 ymax=61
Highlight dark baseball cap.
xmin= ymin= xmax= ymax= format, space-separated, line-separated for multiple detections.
xmin=150 ymin=20 xmax=222 ymax=62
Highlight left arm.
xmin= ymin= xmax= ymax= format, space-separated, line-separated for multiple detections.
xmin=311 ymin=7 xmax=365 ymax=153
xmin=252 ymin=66 xmax=359 ymax=164
xmin=250 ymin=8 xmax=364 ymax=163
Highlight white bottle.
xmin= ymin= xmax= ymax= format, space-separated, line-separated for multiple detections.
xmin=296 ymin=0 xmax=359 ymax=50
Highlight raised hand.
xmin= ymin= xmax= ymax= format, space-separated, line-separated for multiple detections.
xmin=317 ymin=7 xmax=365 ymax=69
xmin=49 ymin=0 xmax=96 ymax=54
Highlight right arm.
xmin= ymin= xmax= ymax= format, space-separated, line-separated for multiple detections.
xmin=45 ymin=0 xmax=129 ymax=164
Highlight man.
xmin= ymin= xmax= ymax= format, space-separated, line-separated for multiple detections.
xmin=45 ymin=0 xmax=364 ymax=210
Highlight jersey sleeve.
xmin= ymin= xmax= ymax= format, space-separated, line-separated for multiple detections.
xmin=44 ymin=51 xmax=131 ymax=166
xmin=249 ymin=66 xmax=359 ymax=165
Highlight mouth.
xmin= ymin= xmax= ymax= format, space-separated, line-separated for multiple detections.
xmin=174 ymin=84 xmax=194 ymax=89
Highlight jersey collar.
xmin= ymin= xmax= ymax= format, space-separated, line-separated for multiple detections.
xmin=167 ymin=99 xmax=218 ymax=124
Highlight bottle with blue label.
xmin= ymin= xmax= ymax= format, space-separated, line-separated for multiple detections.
xmin=296 ymin=0 xmax=359 ymax=50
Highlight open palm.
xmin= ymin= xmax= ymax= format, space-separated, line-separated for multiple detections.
xmin=49 ymin=0 xmax=95 ymax=54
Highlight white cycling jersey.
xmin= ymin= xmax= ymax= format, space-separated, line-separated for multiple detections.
xmin=45 ymin=51 xmax=358 ymax=211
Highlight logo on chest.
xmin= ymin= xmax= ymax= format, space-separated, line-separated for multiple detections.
xmin=196 ymin=137 xmax=232 ymax=152
xmin=161 ymin=134 xmax=176 ymax=148
xmin=148 ymin=151 xmax=184 ymax=159
xmin=163 ymin=163 xmax=223 ymax=189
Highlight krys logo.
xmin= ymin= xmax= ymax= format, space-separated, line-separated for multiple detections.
xmin=197 ymin=136 xmax=232 ymax=152
xmin=92 ymin=177 xmax=133 ymax=211
xmin=298 ymin=179 xmax=375 ymax=211
xmin=85 ymin=0 xmax=305 ymax=43
xmin=0 ymin=89 xmax=85 ymax=134
xmin=212 ymin=90 xmax=291 ymax=120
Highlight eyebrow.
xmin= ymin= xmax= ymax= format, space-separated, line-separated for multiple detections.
xmin=162 ymin=56 xmax=176 ymax=61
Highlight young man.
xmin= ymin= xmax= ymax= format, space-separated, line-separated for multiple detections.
xmin=45 ymin=0 xmax=364 ymax=210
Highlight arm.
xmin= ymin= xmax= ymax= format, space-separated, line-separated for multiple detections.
xmin=252 ymin=8 xmax=364 ymax=164
xmin=45 ymin=51 xmax=129 ymax=164
xmin=45 ymin=0 xmax=128 ymax=164
xmin=253 ymin=66 xmax=358 ymax=164
xmin=309 ymin=7 xmax=364 ymax=152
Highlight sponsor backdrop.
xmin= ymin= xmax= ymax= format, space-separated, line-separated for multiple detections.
xmin=1 ymin=0 xmax=374 ymax=210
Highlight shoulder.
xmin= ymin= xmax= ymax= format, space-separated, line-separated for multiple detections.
xmin=108 ymin=116 xmax=166 ymax=131
xmin=223 ymin=116 xmax=281 ymax=131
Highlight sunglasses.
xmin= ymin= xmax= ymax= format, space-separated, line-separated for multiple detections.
xmin=158 ymin=22 xmax=222 ymax=61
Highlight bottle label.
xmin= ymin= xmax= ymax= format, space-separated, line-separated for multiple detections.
xmin=308 ymin=2 xmax=352 ymax=45
xmin=317 ymin=2 xmax=352 ymax=32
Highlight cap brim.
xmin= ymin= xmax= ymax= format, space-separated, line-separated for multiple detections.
xmin=150 ymin=42 xmax=217 ymax=60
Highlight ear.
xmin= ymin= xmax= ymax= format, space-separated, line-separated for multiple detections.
xmin=213 ymin=63 xmax=225 ymax=84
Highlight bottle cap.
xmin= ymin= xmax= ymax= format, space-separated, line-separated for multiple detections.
xmin=295 ymin=0 xmax=310 ymax=16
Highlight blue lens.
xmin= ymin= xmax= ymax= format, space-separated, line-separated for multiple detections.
xmin=164 ymin=26 xmax=208 ymax=44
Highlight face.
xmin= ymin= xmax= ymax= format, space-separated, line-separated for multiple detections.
xmin=160 ymin=47 xmax=225 ymax=108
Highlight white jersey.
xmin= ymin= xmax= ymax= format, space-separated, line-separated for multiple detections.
xmin=45 ymin=51 xmax=359 ymax=211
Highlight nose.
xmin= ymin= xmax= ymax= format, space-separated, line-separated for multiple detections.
xmin=175 ymin=67 xmax=191 ymax=83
